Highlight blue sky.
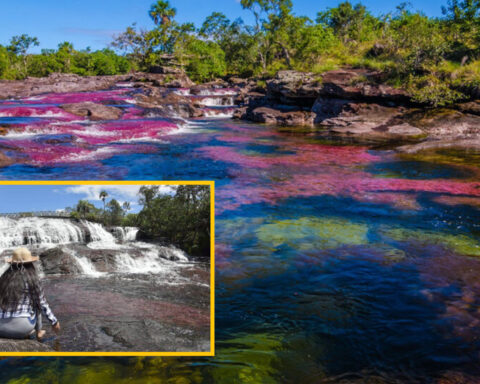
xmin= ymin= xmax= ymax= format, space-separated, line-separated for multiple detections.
xmin=0 ymin=185 xmax=175 ymax=214
xmin=0 ymin=1 xmax=446 ymax=52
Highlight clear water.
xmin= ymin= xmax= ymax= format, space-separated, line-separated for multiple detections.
xmin=0 ymin=88 xmax=480 ymax=382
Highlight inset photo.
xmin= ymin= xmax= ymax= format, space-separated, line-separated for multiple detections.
xmin=0 ymin=181 xmax=214 ymax=356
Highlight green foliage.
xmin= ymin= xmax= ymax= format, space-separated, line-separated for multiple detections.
xmin=183 ymin=39 xmax=226 ymax=82
xmin=2 ymin=0 xmax=480 ymax=107
xmin=7 ymin=34 xmax=39 ymax=55
xmin=408 ymin=74 xmax=463 ymax=107
xmin=317 ymin=2 xmax=381 ymax=43
xmin=106 ymin=199 xmax=124 ymax=226
xmin=136 ymin=185 xmax=211 ymax=256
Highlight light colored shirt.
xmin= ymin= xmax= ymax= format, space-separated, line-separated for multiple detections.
xmin=0 ymin=285 xmax=57 ymax=325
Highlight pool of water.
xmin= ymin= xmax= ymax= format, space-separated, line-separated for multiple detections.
xmin=0 ymin=88 xmax=480 ymax=382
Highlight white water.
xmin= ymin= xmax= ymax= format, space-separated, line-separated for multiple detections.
xmin=0 ymin=217 xmax=85 ymax=249
xmin=112 ymin=226 xmax=139 ymax=242
xmin=0 ymin=217 xmax=190 ymax=278
xmin=195 ymin=97 xmax=235 ymax=107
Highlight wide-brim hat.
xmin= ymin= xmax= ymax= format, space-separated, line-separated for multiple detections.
xmin=5 ymin=247 xmax=39 ymax=263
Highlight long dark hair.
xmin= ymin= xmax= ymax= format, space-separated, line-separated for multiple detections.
xmin=0 ymin=262 xmax=43 ymax=312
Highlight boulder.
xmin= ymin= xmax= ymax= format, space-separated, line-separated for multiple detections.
xmin=40 ymin=247 xmax=83 ymax=275
xmin=457 ymin=101 xmax=480 ymax=116
xmin=267 ymin=70 xmax=322 ymax=106
xmin=60 ymin=102 xmax=123 ymax=121
xmin=250 ymin=107 xmax=315 ymax=127
xmin=320 ymin=69 xmax=410 ymax=102
xmin=0 ymin=338 xmax=53 ymax=352
xmin=265 ymin=69 xmax=410 ymax=107
xmin=135 ymin=89 xmax=203 ymax=118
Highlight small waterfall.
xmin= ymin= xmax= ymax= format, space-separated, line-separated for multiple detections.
xmin=0 ymin=217 xmax=85 ymax=249
xmin=195 ymin=97 xmax=235 ymax=107
xmin=83 ymin=221 xmax=116 ymax=243
xmin=67 ymin=249 xmax=104 ymax=278
xmin=0 ymin=217 xmax=190 ymax=278
xmin=114 ymin=244 xmax=188 ymax=274
xmin=111 ymin=227 xmax=139 ymax=243
xmin=157 ymin=245 xmax=189 ymax=262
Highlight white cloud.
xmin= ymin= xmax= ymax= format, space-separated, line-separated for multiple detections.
xmin=64 ymin=185 xmax=175 ymax=202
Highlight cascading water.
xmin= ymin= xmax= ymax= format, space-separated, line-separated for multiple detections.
xmin=0 ymin=217 xmax=85 ymax=249
xmin=0 ymin=217 xmax=190 ymax=278
xmin=111 ymin=226 xmax=139 ymax=242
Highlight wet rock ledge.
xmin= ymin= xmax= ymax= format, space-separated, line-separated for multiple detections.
xmin=233 ymin=69 xmax=480 ymax=152
xmin=0 ymin=338 xmax=53 ymax=352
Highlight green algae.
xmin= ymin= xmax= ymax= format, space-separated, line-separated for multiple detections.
xmin=381 ymin=227 xmax=480 ymax=257
xmin=211 ymin=333 xmax=283 ymax=384
xmin=6 ymin=359 xmax=204 ymax=384
xmin=399 ymin=148 xmax=480 ymax=169
xmin=256 ymin=217 xmax=369 ymax=251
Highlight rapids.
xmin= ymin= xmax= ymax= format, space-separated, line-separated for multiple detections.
xmin=0 ymin=84 xmax=479 ymax=381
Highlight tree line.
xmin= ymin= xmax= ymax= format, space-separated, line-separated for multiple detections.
xmin=68 ymin=185 xmax=211 ymax=256
xmin=2 ymin=0 xmax=480 ymax=105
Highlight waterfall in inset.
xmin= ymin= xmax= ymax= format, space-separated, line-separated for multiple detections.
xmin=111 ymin=227 xmax=139 ymax=243
xmin=0 ymin=217 xmax=85 ymax=249
xmin=0 ymin=217 xmax=190 ymax=278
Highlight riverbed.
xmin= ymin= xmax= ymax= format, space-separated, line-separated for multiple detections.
xmin=0 ymin=85 xmax=480 ymax=382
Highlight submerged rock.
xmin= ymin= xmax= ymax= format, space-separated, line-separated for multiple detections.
xmin=60 ymin=102 xmax=123 ymax=121
xmin=0 ymin=152 xmax=14 ymax=168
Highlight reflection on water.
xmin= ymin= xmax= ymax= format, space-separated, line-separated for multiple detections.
xmin=1 ymin=88 xmax=480 ymax=382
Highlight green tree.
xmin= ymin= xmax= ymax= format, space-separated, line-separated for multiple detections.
xmin=316 ymin=1 xmax=380 ymax=44
xmin=99 ymin=190 xmax=108 ymax=216
xmin=7 ymin=34 xmax=39 ymax=77
xmin=182 ymin=39 xmax=226 ymax=82
xmin=149 ymin=0 xmax=177 ymax=26
xmin=136 ymin=185 xmax=210 ymax=256
xmin=75 ymin=200 xmax=96 ymax=220
xmin=138 ymin=186 xmax=159 ymax=208
xmin=106 ymin=199 xmax=124 ymax=226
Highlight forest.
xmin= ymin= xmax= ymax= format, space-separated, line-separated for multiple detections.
xmin=1 ymin=0 xmax=480 ymax=105
xmin=69 ymin=185 xmax=211 ymax=257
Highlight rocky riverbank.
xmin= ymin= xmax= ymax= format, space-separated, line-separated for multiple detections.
xmin=232 ymin=69 xmax=480 ymax=153
xmin=1 ymin=69 xmax=479 ymax=154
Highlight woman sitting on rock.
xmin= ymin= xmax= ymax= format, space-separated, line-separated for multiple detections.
xmin=0 ymin=248 xmax=60 ymax=341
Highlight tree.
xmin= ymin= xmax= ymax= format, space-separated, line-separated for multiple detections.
xmin=138 ymin=186 xmax=159 ymax=208
xmin=7 ymin=34 xmax=39 ymax=56
xmin=316 ymin=1 xmax=380 ymax=44
xmin=106 ymin=199 xmax=124 ymax=226
xmin=136 ymin=185 xmax=210 ymax=256
xmin=75 ymin=200 xmax=96 ymax=220
xmin=7 ymin=34 xmax=39 ymax=77
xmin=182 ymin=39 xmax=226 ymax=82
xmin=200 ymin=12 xmax=231 ymax=42
xmin=122 ymin=201 xmax=131 ymax=213
xmin=149 ymin=0 xmax=177 ymax=26
xmin=99 ymin=190 xmax=108 ymax=215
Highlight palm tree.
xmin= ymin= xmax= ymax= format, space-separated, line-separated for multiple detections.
xmin=99 ymin=190 xmax=108 ymax=216
xmin=149 ymin=0 xmax=176 ymax=26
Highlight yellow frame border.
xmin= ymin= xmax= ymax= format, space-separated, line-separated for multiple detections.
xmin=0 ymin=180 xmax=215 ymax=357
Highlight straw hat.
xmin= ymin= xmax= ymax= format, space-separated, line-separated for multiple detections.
xmin=6 ymin=247 xmax=39 ymax=264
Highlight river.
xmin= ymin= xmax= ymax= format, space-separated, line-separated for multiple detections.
xmin=0 ymin=85 xmax=480 ymax=382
